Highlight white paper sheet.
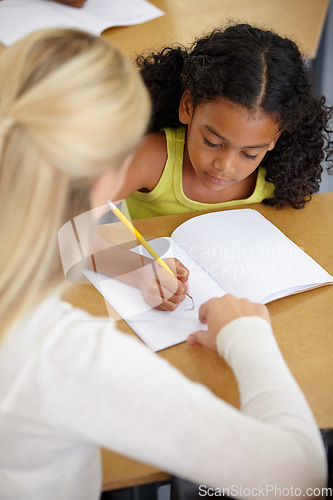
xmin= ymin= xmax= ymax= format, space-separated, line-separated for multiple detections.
xmin=0 ymin=0 xmax=164 ymax=45
xmin=171 ymin=209 xmax=333 ymax=303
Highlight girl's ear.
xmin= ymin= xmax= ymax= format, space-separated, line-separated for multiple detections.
xmin=179 ymin=90 xmax=194 ymax=125
xmin=267 ymin=130 xmax=283 ymax=151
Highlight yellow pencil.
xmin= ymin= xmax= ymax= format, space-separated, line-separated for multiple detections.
xmin=107 ymin=201 xmax=193 ymax=305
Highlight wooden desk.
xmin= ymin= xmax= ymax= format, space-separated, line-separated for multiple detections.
xmin=62 ymin=192 xmax=333 ymax=491
xmin=102 ymin=0 xmax=330 ymax=60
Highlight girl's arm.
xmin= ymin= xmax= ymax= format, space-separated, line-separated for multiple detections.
xmin=93 ymin=132 xmax=188 ymax=310
xmin=83 ymin=244 xmax=190 ymax=312
xmin=65 ymin=132 xmax=189 ymax=310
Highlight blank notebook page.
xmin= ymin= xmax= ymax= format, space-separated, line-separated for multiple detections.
xmin=171 ymin=209 xmax=333 ymax=303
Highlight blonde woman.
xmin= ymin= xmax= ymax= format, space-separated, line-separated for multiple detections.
xmin=0 ymin=29 xmax=327 ymax=500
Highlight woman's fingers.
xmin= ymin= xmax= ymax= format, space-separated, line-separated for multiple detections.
xmin=187 ymin=295 xmax=271 ymax=353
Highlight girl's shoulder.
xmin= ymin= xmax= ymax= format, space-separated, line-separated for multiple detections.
xmin=118 ymin=131 xmax=168 ymax=197
xmin=138 ymin=131 xmax=168 ymax=173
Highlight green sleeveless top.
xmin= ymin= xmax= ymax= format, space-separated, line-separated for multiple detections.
xmin=125 ymin=127 xmax=275 ymax=219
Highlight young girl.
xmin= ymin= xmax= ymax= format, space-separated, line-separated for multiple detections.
xmin=0 ymin=28 xmax=327 ymax=500
xmin=111 ymin=23 xmax=333 ymax=219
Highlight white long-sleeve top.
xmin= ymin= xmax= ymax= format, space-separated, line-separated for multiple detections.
xmin=0 ymin=296 xmax=327 ymax=500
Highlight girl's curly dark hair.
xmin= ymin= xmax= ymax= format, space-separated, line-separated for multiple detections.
xmin=136 ymin=23 xmax=333 ymax=209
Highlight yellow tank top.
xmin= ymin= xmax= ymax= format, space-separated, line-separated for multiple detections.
xmin=125 ymin=127 xmax=275 ymax=219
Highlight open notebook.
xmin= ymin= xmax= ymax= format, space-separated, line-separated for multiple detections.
xmin=84 ymin=209 xmax=333 ymax=351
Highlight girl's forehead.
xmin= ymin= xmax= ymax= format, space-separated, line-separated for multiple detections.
xmin=195 ymin=98 xmax=280 ymax=145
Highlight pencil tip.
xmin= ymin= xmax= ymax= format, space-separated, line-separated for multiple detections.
xmin=185 ymin=294 xmax=194 ymax=310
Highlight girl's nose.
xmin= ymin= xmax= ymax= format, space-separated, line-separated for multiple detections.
xmin=213 ymin=151 xmax=237 ymax=173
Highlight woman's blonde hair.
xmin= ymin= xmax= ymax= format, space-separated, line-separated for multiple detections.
xmin=0 ymin=28 xmax=151 ymax=340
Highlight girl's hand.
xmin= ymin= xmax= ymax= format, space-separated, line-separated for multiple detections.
xmin=187 ymin=294 xmax=271 ymax=353
xmin=138 ymin=258 xmax=190 ymax=311
xmin=52 ymin=0 xmax=87 ymax=7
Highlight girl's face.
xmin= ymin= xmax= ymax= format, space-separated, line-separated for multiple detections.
xmin=179 ymin=93 xmax=281 ymax=192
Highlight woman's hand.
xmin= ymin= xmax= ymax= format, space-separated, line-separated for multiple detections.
xmin=187 ymin=294 xmax=271 ymax=352
xmin=52 ymin=0 xmax=87 ymax=7
xmin=138 ymin=258 xmax=190 ymax=311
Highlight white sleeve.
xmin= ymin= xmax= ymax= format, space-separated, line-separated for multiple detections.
xmin=40 ymin=311 xmax=327 ymax=498
xmin=217 ymin=316 xmax=321 ymax=430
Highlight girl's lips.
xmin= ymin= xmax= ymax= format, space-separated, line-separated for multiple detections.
xmin=204 ymin=171 xmax=229 ymax=185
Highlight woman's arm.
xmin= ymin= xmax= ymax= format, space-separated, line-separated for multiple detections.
xmin=43 ymin=295 xmax=327 ymax=497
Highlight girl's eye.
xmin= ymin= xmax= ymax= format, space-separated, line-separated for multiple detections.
xmin=243 ymin=152 xmax=258 ymax=161
xmin=203 ymin=137 xmax=219 ymax=148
